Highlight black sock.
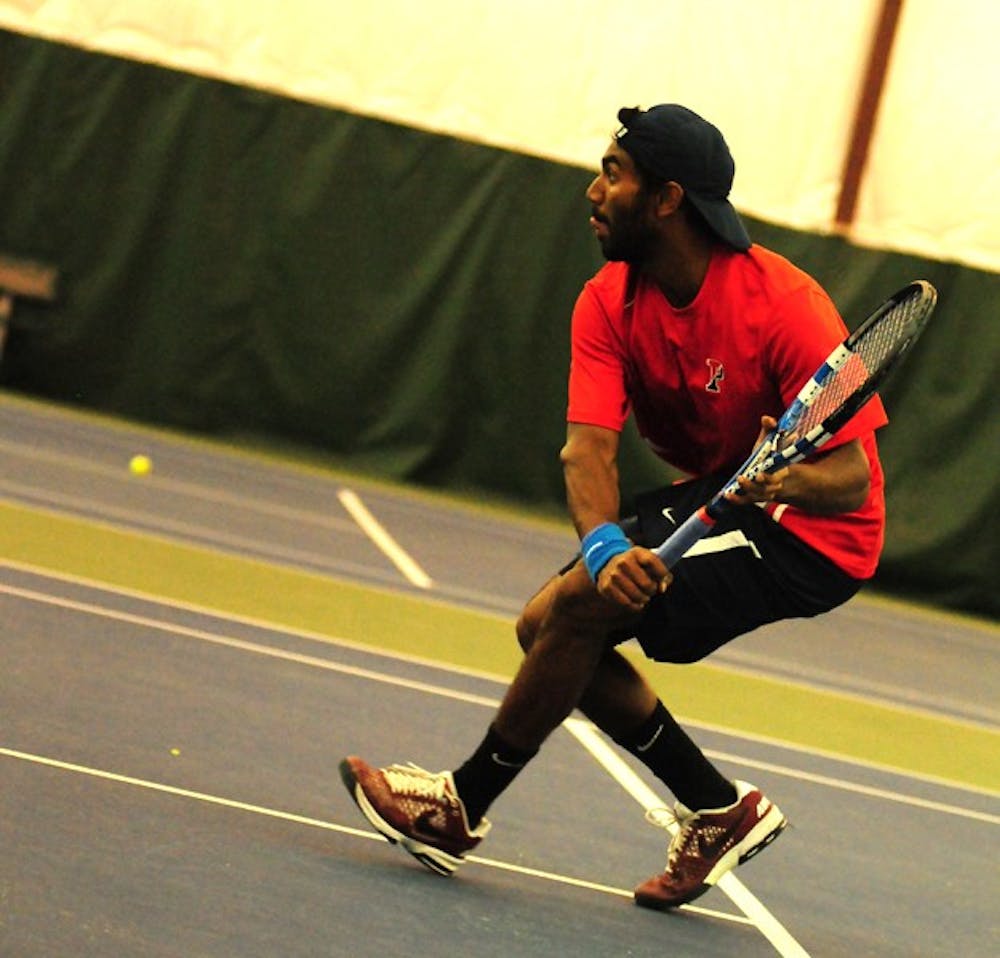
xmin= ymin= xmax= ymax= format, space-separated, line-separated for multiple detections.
xmin=613 ymin=700 xmax=736 ymax=811
xmin=452 ymin=725 xmax=537 ymax=828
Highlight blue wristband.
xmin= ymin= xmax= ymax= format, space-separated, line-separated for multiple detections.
xmin=580 ymin=522 xmax=630 ymax=581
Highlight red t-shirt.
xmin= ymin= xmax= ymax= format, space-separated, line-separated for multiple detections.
xmin=567 ymin=245 xmax=887 ymax=578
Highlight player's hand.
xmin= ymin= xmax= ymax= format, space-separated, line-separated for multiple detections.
xmin=726 ymin=415 xmax=789 ymax=505
xmin=730 ymin=468 xmax=788 ymax=504
xmin=596 ymin=546 xmax=672 ymax=611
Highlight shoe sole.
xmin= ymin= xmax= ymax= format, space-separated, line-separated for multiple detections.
xmin=635 ymin=804 xmax=789 ymax=911
xmin=706 ymin=801 xmax=788 ymax=885
xmin=338 ymin=759 xmax=464 ymax=877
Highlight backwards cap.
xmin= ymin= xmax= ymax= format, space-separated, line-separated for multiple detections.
xmin=615 ymin=104 xmax=751 ymax=252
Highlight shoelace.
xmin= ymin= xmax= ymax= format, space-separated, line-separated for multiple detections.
xmin=645 ymin=805 xmax=697 ymax=869
xmin=383 ymin=762 xmax=449 ymax=800
xmin=645 ymin=806 xmax=680 ymax=832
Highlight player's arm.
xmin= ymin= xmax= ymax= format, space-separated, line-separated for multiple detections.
xmin=561 ymin=422 xmax=622 ymax=536
xmin=730 ymin=416 xmax=871 ymax=513
xmin=561 ymin=422 xmax=670 ymax=608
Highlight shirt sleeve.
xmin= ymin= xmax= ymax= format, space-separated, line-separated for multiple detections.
xmin=765 ymin=284 xmax=888 ymax=451
xmin=566 ymin=284 xmax=630 ymax=431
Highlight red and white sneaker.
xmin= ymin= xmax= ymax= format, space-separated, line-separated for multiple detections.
xmin=634 ymin=780 xmax=787 ymax=910
xmin=339 ymin=756 xmax=490 ymax=876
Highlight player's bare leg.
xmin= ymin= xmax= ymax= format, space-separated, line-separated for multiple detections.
xmin=514 ymin=565 xmax=657 ymax=740
xmin=515 ymin=563 xmax=736 ymax=807
xmin=493 ymin=561 xmax=640 ymax=750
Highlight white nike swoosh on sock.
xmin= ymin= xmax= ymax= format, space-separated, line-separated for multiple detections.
xmin=491 ymin=752 xmax=526 ymax=769
xmin=636 ymin=724 xmax=664 ymax=753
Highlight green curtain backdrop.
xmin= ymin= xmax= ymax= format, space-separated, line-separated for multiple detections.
xmin=1 ymin=31 xmax=997 ymax=618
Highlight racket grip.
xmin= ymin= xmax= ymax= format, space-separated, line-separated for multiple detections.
xmin=653 ymin=508 xmax=716 ymax=568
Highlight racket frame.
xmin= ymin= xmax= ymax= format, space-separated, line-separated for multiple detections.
xmin=653 ymin=280 xmax=937 ymax=568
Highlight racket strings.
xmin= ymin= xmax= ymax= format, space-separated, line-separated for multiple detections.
xmin=853 ymin=294 xmax=925 ymax=373
xmin=793 ymin=354 xmax=867 ymax=435
xmin=792 ymin=293 xmax=926 ymax=438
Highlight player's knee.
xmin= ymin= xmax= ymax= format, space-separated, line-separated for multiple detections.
xmin=548 ymin=566 xmax=608 ymax=634
xmin=516 ymin=574 xmax=563 ymax=652
xmin=515 ymin=608 xmax=537 ymax=652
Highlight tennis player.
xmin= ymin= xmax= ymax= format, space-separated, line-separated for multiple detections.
xmin=342 ymin=104 xmax=887 ymax=909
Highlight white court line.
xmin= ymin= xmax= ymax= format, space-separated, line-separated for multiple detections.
xmin=565 ymin=720 xmax=810 ymax=958
xmin=0 ymin=582 xmax=499 ymax=709
xmin=7 ymin=578 xmax=999 ymax=951
xmin=3 ymin=578 xmax=997 ymax=824
xmin=0 ymin=478 xmax=359 ymax=573
xmin=0 ymin=439 xmax=358 ymax=532
xmin=0 ymin=747 xmax=747 ymax=926
xmin=702 ymin=750 xmax=1000 ymax=826
xmin=337 ymin=488 xmax=433 ymax=588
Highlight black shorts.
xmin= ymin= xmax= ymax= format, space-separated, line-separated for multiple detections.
xmin=568 ymin=474 xmax=865 ymax=664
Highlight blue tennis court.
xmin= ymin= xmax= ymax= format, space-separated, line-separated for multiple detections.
xmin=1 ymin=395 xmax=998 ymax=956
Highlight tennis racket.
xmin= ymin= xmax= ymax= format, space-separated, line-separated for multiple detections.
xmin=654 ymin=280 xmax=938 ymax=568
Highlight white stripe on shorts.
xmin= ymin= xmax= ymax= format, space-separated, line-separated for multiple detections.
xmin=684 ymin=529 xmax=762 ymax=560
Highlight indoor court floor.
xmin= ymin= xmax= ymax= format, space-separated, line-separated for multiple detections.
xmin=2 ymin=392 xmax=997 ymax=957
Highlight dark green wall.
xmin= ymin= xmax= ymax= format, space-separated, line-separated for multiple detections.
xmin=1 ymin=31 xmax=997 ymax=617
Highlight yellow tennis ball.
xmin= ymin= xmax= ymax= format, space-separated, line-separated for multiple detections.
xmin=129 ymin=454 xmax=152 ymax=476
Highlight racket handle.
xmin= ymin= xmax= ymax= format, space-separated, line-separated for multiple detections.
xmin=653 ymin=507 xmax=716 ymax=569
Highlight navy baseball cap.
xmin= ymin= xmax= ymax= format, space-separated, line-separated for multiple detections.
xmin=615 ymin=104 xmax=751 ymax=252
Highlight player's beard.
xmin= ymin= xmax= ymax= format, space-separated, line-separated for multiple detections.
xmin=595 ymin=192 xmax=657 ymax=264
